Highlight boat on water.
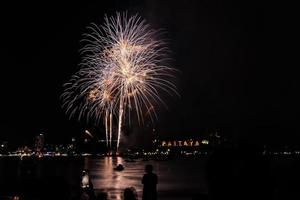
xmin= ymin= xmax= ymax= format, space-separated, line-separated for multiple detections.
xmin=114 ymin=164 xmax=124 ymax=171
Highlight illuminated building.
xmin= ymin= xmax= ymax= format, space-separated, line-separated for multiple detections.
xmin=0 ymin=141 xmax=8 ymax=155
xmin=35 ymin=134 xmax=45 ymax=153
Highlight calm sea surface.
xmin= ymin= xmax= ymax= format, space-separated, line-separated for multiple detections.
xmin=0 ymin=156 xmax=209 ymax=200
xmin=1 ymin=155 xmax=299 ymax=199
xmin=86 ymin=157 xmax=208 ymax=200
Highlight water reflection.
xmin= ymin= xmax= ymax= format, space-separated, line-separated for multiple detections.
xmin=88 ymin=157 xmax=140 ymax=200
xmin=86 ymin=157 xmax=208 ymax=200
xmin=0 ymin=157 xmax=207 ymax=200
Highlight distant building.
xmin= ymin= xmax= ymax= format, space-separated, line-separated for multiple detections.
xmin=0 ymin=141 xmax=8 ymax=155
xmin=67 ymin=137 xmax=78 ymax=155
xmin=35 ymin=134 xmax=45 ymax=153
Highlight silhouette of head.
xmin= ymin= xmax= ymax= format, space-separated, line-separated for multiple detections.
xmin=145 ymin=164 xmax=153 ymax=173
xmin=82 ymin=169 xmax=89 ymax=176
xmin=124 ymin=187 xmax=137 ymax=200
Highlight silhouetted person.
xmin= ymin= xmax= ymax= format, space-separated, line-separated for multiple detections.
xmin=81 ymin=170 xmax=95 ymax=200
xmin=142 ymin=164 xmax=157 ymax=200
xmin=124 ymin=187 xmax=138 ymax=200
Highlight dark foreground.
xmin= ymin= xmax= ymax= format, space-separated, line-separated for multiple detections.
xmin=1 ymin=148 xmax=300 ymax=199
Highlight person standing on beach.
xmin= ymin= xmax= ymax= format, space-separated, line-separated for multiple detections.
xmin=142 ymin=164 xmax=158 ymax=200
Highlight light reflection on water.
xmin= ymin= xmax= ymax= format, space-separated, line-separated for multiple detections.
xmin=84 ymin=157 xmax=208 ymax=200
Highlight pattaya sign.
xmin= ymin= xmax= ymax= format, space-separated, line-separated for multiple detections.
xmin=161 ymin=139 xmax=209 ymax=147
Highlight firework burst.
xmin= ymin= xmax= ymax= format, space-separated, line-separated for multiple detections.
xmin=61 ymin=12 xmax=178 ymax=151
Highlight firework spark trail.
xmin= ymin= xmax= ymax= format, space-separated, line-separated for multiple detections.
xmin=105 ymin=109 xmax=109 ymax=147
xmin=109 ymin=110 xmax=112 ymax=148
xmin=117 ymin=95 xmax=124 ymax=150
xmin=62 ymin=12 xmax=178 ymax=151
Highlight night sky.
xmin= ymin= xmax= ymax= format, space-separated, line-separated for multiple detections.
xmin=0 ymin=1 xmax=298 ymax=147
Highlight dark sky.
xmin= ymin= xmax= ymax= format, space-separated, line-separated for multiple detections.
xmin=0 ymin=1 xmax=298 ymax=147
